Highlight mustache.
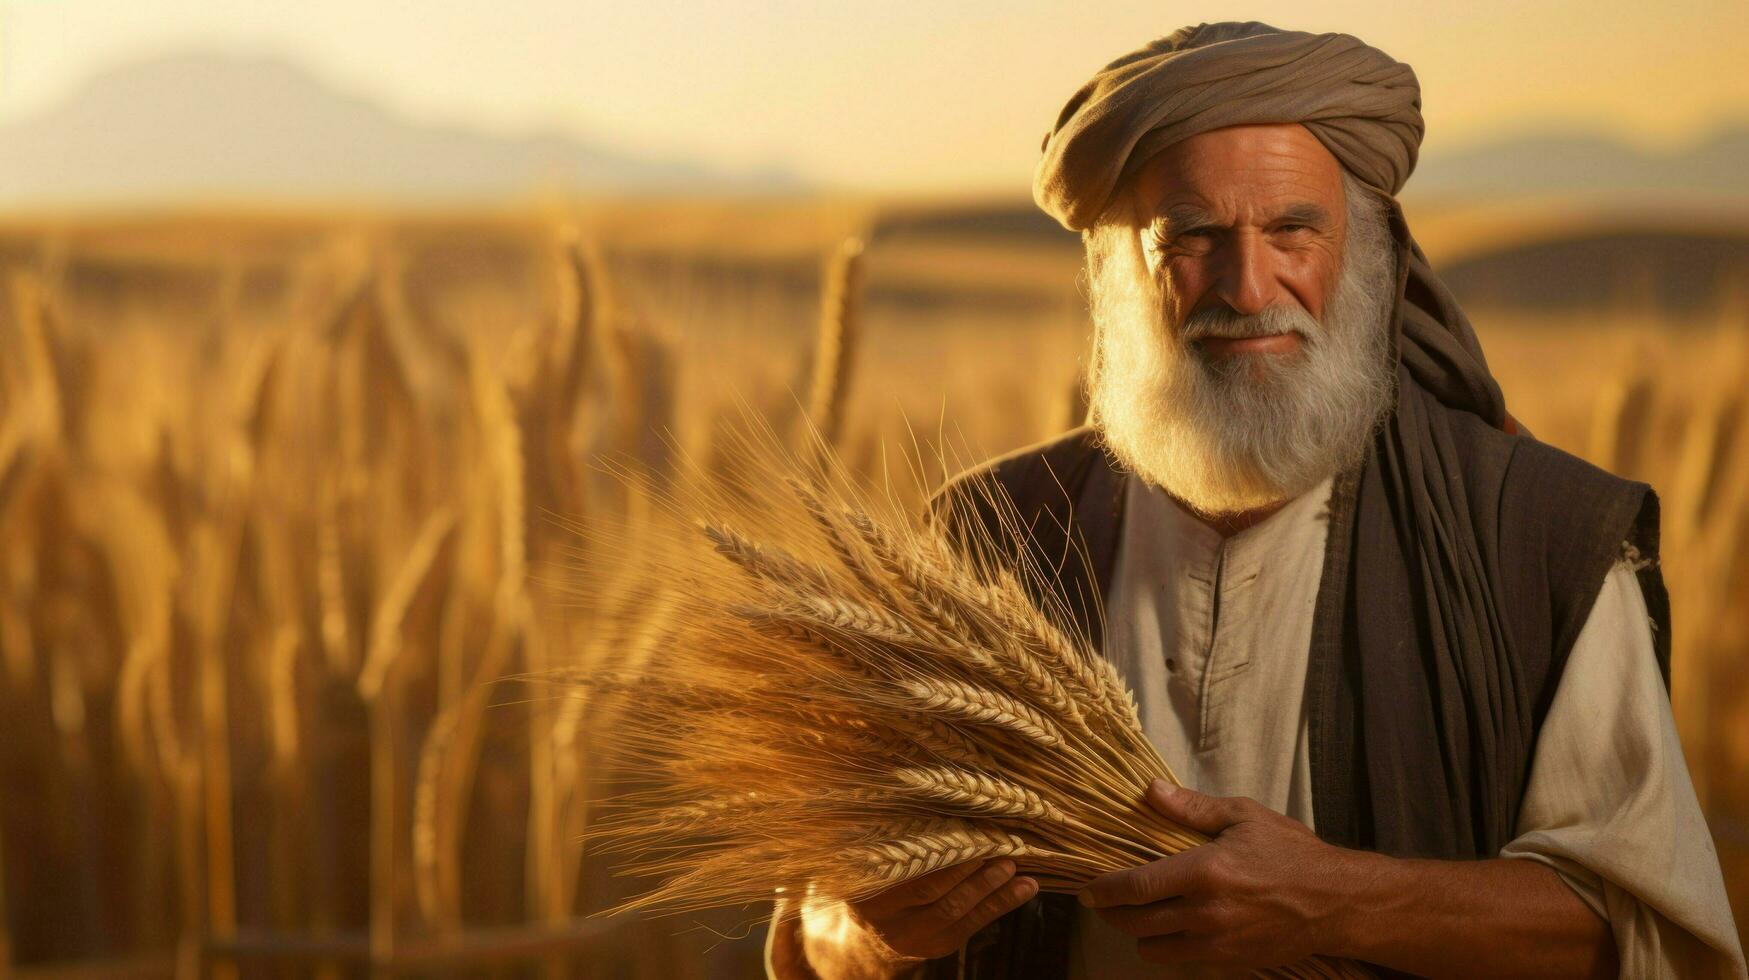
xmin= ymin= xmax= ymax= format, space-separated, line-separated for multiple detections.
xmin=1180 ymin=304 xmax=1320 ymax=344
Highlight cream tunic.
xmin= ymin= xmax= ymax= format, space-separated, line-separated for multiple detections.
xmin=1067 ymin=472 xmax=1745 ymax=979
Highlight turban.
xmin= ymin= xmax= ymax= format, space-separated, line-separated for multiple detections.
xmin=1034 ymin=21 xmax=1424 ymax=231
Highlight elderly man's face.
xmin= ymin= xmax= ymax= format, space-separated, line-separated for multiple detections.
xmin=1083 ymin=122 xmax=1397 ymax=517
xmin=1129 ymin=123 xmax=1349 ymax=357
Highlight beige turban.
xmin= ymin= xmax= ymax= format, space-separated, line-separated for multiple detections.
xmin=1034 ymin=21 xmax=1425 ymax=231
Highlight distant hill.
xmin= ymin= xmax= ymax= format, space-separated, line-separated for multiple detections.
xmin=0 ymin=50 xmax=1740 ymax=210
xmin=868 ymin=125 xmax=1749 ymax=252
xmin=0 ymin=52 xmax=802 ymax=206
xmin=1436 ymin=228 xmax=1749 ymax=314
xmin=1410 ymin=126 xmax=1749 ymax=202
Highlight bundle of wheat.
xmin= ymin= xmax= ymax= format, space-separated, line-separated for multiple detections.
xmin=578 ymin=437 xmax=1368 ymax=980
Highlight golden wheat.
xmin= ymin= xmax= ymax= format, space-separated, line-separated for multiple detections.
xmin=574 ymin=433 xmax=1370 ymax=980
xmin=1 ymin=214 xmax=1743 ymax=978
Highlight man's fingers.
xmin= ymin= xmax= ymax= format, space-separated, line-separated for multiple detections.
xmin=1079 ymin=851 xmax=1204 ymax=909
xmin=899 ymin=860 xmax=990 ymax=908
xmin=935 ymin=875 xmax=1038 ymax=948
xmin=857 ymin=859 xmax=988 ymax=919
xmin=919 ymin=859 xmax=1016 ymax=930
xmin=1144 ymin=780 xmax=1252 ymax=836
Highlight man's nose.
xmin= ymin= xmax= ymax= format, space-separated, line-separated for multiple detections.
xmin=1212 ymin=233 xmax=1278 ymax=316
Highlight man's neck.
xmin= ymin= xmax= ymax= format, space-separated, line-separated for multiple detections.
xmin=1189 ymin=498 xmax=1290 ymax=538
xmin=1133 ymin=470 xmax=1328 ymax=539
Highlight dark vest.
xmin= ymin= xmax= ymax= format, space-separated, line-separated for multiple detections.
xmin=919 ymin=421 xmax=1669 ymax=979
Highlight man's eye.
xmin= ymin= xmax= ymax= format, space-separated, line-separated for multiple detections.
xmin=1277 ymin=224 xmax=1310 ymax=233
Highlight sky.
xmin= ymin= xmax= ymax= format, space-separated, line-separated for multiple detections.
xmin=1 ymin=0 xmax=1745 ymax=192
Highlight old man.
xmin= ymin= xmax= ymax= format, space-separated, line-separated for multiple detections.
xmin=766 ymin=21 xmax=1745 ymax=979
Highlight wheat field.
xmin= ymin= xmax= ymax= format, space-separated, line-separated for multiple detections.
xmin=0 ymin=201 xmax=1743 ymax=977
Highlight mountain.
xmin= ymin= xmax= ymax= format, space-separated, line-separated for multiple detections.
xmin=0 ymin=52 xmax=803 ymax=206
xmin=1408 ymin=125 xmax=1749 ymax=202
xmin=0 ymin=50 xmax=1740 ymax=208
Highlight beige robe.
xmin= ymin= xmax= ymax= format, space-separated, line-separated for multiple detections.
xmin=768 ymin=473 xmax=1746 ymax=979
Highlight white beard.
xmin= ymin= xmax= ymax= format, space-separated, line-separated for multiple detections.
xmin=1085 ymin=172 xmax=1399 ymax=517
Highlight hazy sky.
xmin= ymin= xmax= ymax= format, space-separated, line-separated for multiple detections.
xmin=1 ymin=0 xmax=1745 ymax=191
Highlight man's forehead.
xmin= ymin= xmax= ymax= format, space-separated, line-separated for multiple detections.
xmin=1129 ymin=124 xmax=1347 ymax=222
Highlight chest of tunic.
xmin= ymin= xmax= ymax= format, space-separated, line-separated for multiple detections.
xmin=1069 ymin=473 xmax=1333 ymax=979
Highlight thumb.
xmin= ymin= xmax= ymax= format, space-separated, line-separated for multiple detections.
xmin=1144 ymin=779 xmax=1248 ymax=836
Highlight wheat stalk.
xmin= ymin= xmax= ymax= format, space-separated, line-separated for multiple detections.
xmin=575 ymin=434 xmax=1372 ymax=980
xmin=806 ymin=237 xmax=864 ymax=453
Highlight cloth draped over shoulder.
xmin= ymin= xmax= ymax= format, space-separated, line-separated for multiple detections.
xmin=916 ymin=20 xmax=1671 ymax=979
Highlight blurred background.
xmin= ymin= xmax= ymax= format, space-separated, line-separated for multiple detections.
xmin=0 ymin=1 xmax=1744 ymax=976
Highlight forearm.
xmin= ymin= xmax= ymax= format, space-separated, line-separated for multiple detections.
xmin=1327 ymin=851 xmax=1616 ymax=979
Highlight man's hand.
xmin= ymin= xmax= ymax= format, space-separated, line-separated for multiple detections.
xmin=846 ymin=858 xmax=1040 ymax=963
xmin=1079 ymin=779 xmax=1351 ymax=972
xmin=1078 ymin=778 xmax=1618 ymax=979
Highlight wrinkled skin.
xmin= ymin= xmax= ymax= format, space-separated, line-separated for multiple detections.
xmin=1078 ymin=779 xmax=1618 ymax=979
xmin=1127 ymin=122 xmax=1349 ymax=358
xmin=1080 ymin=781 xmax=1351 ymax=974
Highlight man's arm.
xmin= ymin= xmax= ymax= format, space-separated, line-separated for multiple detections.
xmin=1080 ymin=781 xmax=1614 ymax=978
xmin=1081 ymin=561 xmax=1747 ymax=979
xmin=1327 ymin=842 xmax=1615 ymax=977
xmin=1497 ymin=561 xmax=1746 ymax=978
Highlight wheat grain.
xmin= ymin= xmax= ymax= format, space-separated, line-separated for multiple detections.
xmin=847 ymin=824 xmax=1034 ymax=885
xmin=899 ymin=677 xmax=1066 ymax=748
xmin=894 ymin=767 xmax=1067 ymax=823
xmin=702 ymin=522 xmax=832 ymax=592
